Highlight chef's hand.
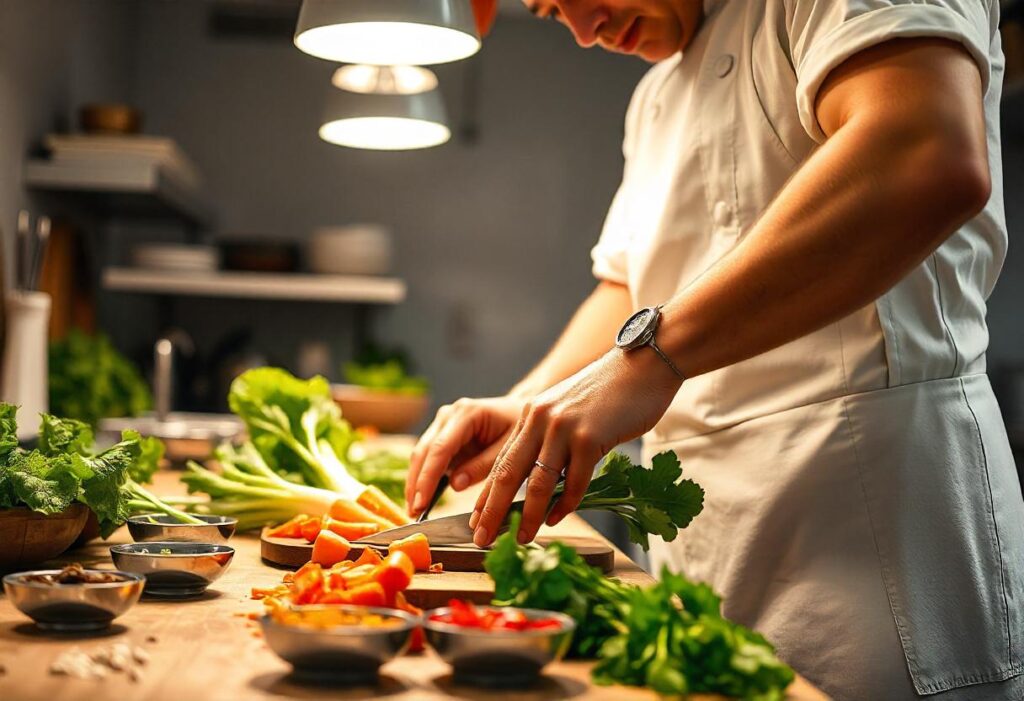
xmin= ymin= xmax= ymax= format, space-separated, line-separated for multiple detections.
xmin=470 ymin=348 xmax=682 ymax=546
xmin=406 ymin=396 xmax=526 ymax=516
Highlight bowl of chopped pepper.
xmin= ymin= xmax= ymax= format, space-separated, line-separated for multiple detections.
xmin=260 ymin=604 xmax=419 ymax=682
xmin=424 ymin=600 xmax=575 ymax=687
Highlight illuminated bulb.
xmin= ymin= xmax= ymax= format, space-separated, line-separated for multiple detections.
xmin=332 ymin=65 xmax=439 ymax=95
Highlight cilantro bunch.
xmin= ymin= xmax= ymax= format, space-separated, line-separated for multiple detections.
xmin=0 ymin=406 xmax=201 ymax=536
xmin=485 ymin=516 xmax=795 ymax=699
xmin=562 ymin=450 xmax=705 ymax=550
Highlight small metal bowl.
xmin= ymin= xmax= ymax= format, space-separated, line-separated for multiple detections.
xmin=109 ymin=542 xmax=234 ymax=599
xmin=261 ymin=605 xmax=419 ymax=683
xmin=2 ymin=569 xmax=144 ymax=631
xmin=127 ymin=514 xmax=237 ymax=543
xmin=424 ymin=607 xmax=575 ymax=687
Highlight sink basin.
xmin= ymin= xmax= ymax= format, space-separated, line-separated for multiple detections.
xmin=99 ymin=413 xmax=244 ymax=462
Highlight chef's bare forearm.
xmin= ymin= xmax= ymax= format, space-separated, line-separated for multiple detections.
xmin=510 ymin=280 xmax=633 ymax=398
xmin=657 ymin=38 xmax=990 ymax=379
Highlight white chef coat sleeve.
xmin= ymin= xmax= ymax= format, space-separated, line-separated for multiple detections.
xmin=590 ymin=66 xmax=658 ymax=284
xmin=786 ymin=0 xmax=996 ymax=142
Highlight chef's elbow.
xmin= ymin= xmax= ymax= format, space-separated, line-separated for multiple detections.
xmin=904 ymin=130 xmax=992 ymax=235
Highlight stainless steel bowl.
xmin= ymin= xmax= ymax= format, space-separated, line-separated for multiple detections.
xmin=127 ymin=514 xmax=237 ymax=543
xmin=109 ymin=542 xmax=234 ymax=599
xmin=2 ymin=569 xmax=144 ymax=631
xmin=424 ymin=607 xmax=575 ymax=687
xmin=261 ymin=605 xmax=419 ymax=683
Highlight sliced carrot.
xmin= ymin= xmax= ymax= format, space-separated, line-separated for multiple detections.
xmin=343 ymin=582 xmax=387 ymax=607
xmin=373 ymin=551 xmax=415 ymax=596
xmin=356 ymin=485 xmax=410 ymax=527
xmin=299 ymin=517 xmax=322 ymax=543
xmin=321 ymin=516 xmax=380 ymax=541
xmin=352 ymin=547 xmax=384 ymax=568
xmin=336 ymin=563 xmax=376 ymax=587
xmin=329 ymin=498 xmax=395 ymax=530
xmin=329 ymin=560 xmax=355 ymax=573
xmin=318 ymin=591 xmax=348 ymax=605
xmin=388 ymin=533 xmax=432 ymax=571
xmin=428 ymin=562 xmax=444 ymax=574
xmin=311 ymin=530 xmax=351 ymax=567
xmin=266 ymin=514 xmax=309 ymax=539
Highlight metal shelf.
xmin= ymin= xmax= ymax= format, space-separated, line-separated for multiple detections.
xmin=23 ymin=159 xmax=212 ymax=228
xmin=102 ymin=268 xmax=406 ymax=304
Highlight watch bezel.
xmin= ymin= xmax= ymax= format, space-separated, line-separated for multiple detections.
xmin=616 ymin=306 xmax=660 ymax=350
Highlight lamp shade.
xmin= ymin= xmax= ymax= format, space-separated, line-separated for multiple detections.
xmin=320 ymin=87 xmax=450 ymax=150
xmin=295 ymin=0 xmax=480 ymax=66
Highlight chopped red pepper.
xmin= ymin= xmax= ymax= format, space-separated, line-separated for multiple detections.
xmin=430 ymin=599 xmax=564 ymax=632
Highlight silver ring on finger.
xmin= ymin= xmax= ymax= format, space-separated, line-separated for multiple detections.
xmin=532 ymin=459 xmax=564 ymax=479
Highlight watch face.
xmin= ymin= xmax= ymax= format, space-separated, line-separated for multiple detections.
xmin=617 ymin=307 xmax=657 ymax=348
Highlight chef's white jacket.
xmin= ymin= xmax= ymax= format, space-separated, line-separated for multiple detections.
xmin=592 ymin=1 xmax=1024 ymax=698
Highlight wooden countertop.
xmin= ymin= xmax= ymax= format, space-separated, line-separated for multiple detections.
xmin=0 ymin=472 xmax=829 ymax=701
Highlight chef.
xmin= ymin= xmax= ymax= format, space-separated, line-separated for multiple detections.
xmin=407 ymin=1 xmax=1024 ymax=698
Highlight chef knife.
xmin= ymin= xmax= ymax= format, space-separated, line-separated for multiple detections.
xmin=357 ymin=473 xmax=565 ymax=546
xmin=355 ymin=500 xmax=526 ymax=546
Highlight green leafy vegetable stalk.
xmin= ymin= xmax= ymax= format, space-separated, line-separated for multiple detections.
xmin=49 ymin=330 xmax=152 ymax=427
xmin=0 ymin=408 xmax=201 ymax=537
xmin=564 ymin=450 xmax=704 ymax=551
xmin=174 ymin=368 xmax=411 ymax=531
xmin=486 ymin=514 xmax=795 ymax=700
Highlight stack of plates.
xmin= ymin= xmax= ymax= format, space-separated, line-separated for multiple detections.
xmin=131 ymin=244 xmax=219 ymax=273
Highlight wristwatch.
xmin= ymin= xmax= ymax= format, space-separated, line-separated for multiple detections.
xmin=615 ymin=305 xmax=686 ymax=380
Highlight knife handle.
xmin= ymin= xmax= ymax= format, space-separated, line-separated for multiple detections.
xmin=416 ymin=473 xmax=449 ymax=523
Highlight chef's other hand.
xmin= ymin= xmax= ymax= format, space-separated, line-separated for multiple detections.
xmin=470 ymin=349 xmax=682 ymax=547
xmin=406 ymin=396 xmax=526 ymax=516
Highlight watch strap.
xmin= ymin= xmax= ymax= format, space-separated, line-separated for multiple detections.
xmin=648 ymin=337 xmax=686 ymax=381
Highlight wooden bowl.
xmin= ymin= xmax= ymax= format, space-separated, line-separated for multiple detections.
xmin=331 ymin=384 xmax=429 ymax=434
xmin=0 ymin=504 xmax=90 ymax=571
xmin=79 ymin=103 xmax=142 ymax=135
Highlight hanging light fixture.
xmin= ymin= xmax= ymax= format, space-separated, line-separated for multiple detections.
xmin=319 ymin=65 xmax=450 ymax=150
xmin=295 ymin=0 xmax=480 ymax=66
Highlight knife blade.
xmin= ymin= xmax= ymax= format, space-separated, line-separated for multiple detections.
xmin=356 ymin=499 xmax=527 ymax=546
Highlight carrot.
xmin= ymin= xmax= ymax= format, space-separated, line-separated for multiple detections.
xmin=356 ymin=485 xmax=410 ymax=526
xmin=321 ymin=516 xmax=380 ymax=541
xmin=336 ymin=563 xmax=377 ymax=587
xmin=266 ymin=514 xmax=309 ymax=539
xmin=329 ymin=498 xmax=395 ymax=530
xmin=352 ymin=547 xmax=384 ymax=568
xmin=299 ymin=516 xmax=322 ymax=543
xmin=343 ymin=582 xmax=387 ymax=607
xmin=388 ymin=533 xmax=432 ymax=571
xmin=373 ymin=551 xmax=415 ymax=596
xmin=311 ymin=530 xmax=351 ymax=567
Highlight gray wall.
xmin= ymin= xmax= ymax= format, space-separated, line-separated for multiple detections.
xmin=0 ymin=0 xmax=137 ymax=286
xmin=122 ymin=2 xmax=648 ymax=409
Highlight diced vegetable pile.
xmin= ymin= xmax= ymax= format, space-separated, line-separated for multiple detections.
xmin=429 ymin=600 xmax=564 ymax=632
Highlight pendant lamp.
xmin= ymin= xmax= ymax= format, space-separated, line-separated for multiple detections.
xmin=295 ymin=0 xmax=480 ymax=66
xmin=319 ymin=65 xmax=450 ymax=150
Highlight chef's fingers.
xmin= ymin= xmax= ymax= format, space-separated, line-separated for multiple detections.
xmin=468 ymin=479 xmax=491 ymax=530
xmin=468 ymin=411 xmax=526 ymax=528
xmin=517 ymin=435 xmax=569 ymax=544
xmin=448 ymin=439 xmax=504 ymax=491
xmin=473 ymin=419 xmax=544 ymax=547
xmin=545 ymin=441 xmax=602 ymax=526
xmin=409 ymin=407 xmax=482 ymax=516
xmin=407 ymin=404 xmax=456 ymax=509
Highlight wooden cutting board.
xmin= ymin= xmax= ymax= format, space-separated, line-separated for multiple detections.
xmin=260 ymin=529 xmax=615 ymax=573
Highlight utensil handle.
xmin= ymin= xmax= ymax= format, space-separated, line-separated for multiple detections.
xmin=416 ymin=473 xmax=449 ymax=523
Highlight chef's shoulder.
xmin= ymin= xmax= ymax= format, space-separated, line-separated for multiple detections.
xmin=772 ymin=0 xmax=999 ymax=141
